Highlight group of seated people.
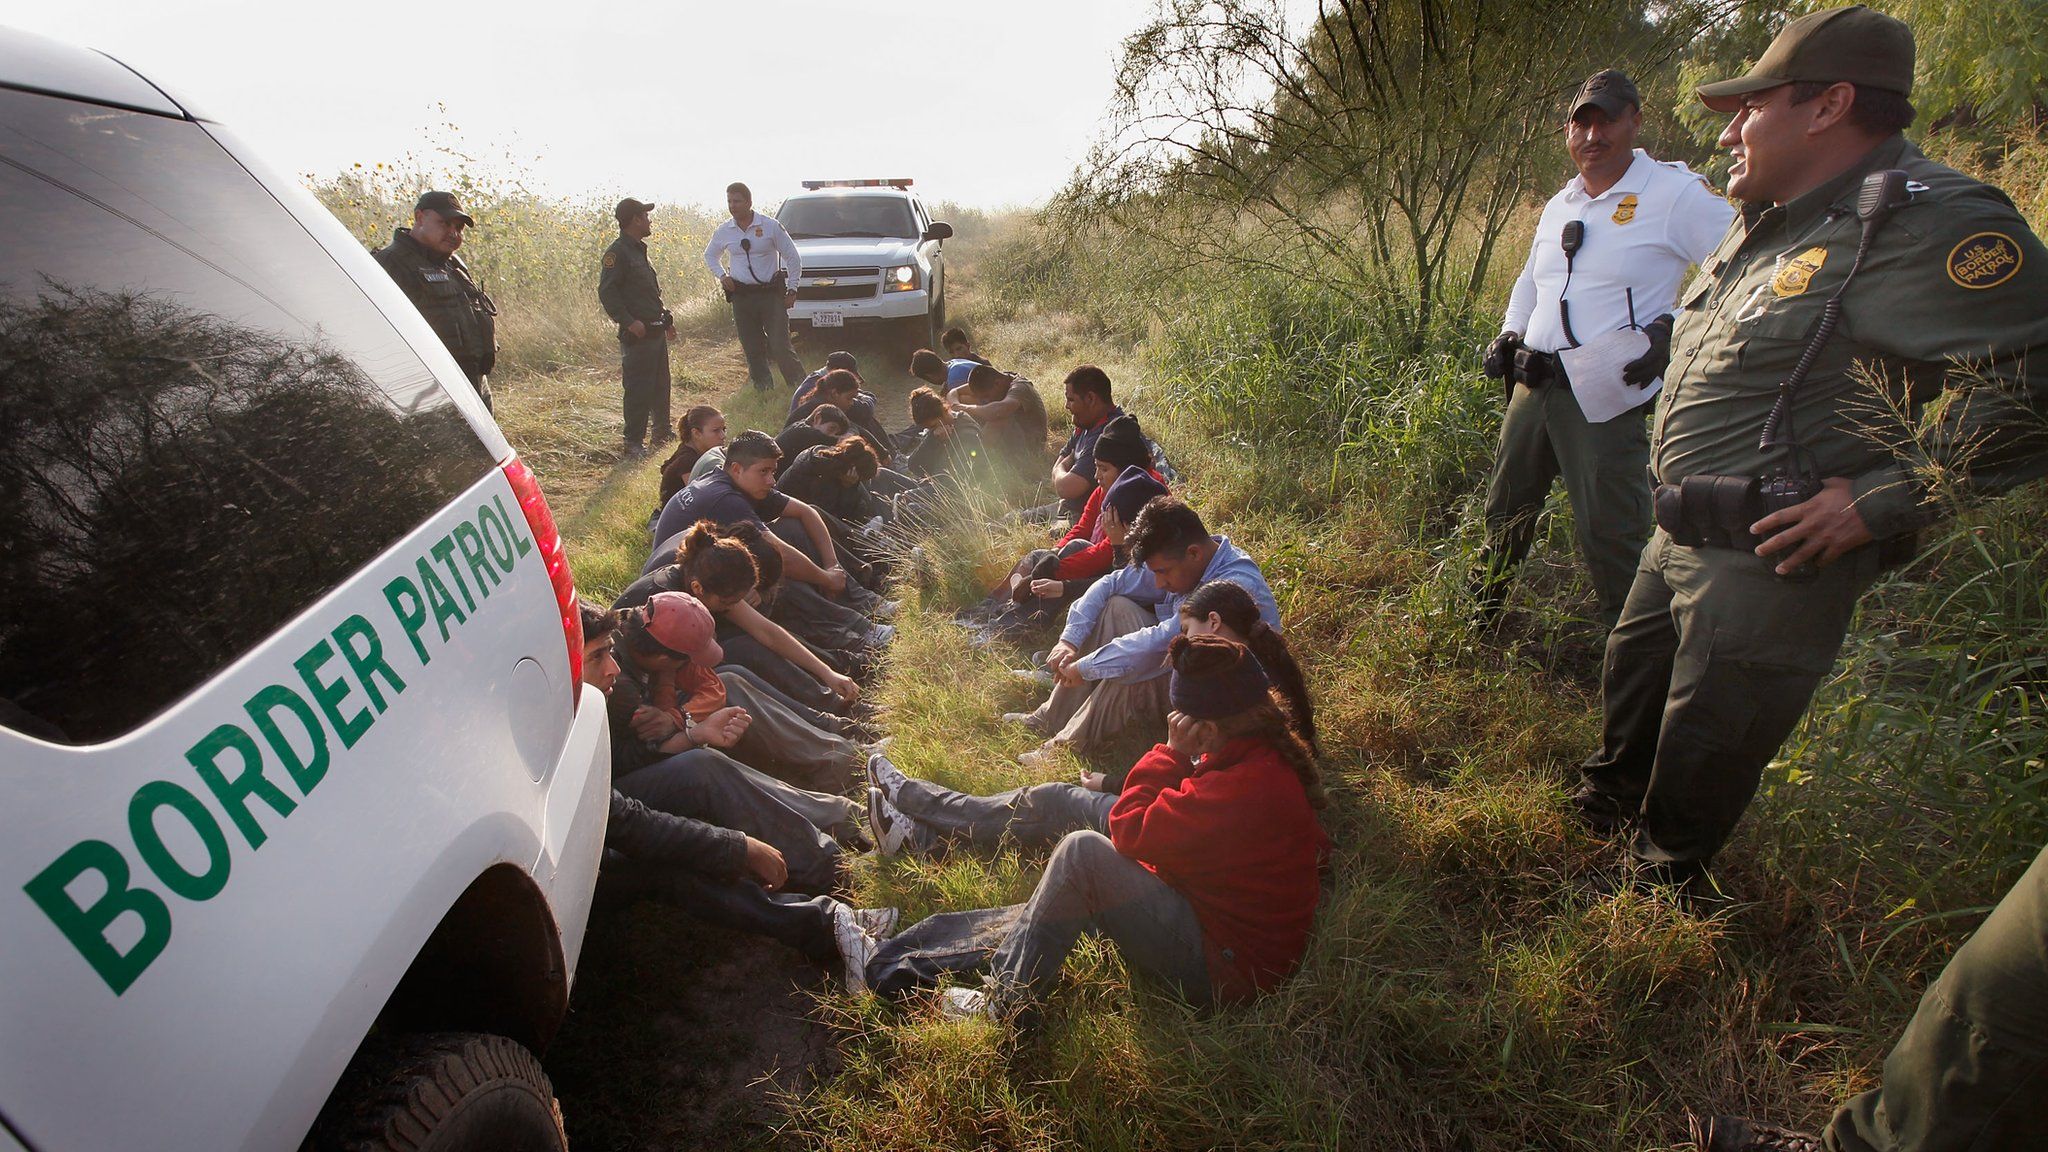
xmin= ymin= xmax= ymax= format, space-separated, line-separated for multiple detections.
xmin=591 ymin=328 xmax=1320 ymax=1018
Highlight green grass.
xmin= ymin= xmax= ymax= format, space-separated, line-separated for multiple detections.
xmin=438 ymin=149 xmax=2047 ymax=1150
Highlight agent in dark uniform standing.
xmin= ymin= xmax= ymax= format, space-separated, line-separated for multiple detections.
xmin=599 ymin=197 xmax=676 ymax=456
xmin=1573 ymin=7 xmax=2048 ymax=897
xmin=703 ymin=182 xmax=806 ymax=392
xmin=373 ymin=190 xmax=498 ymax=410
xmin=1474 ymin=71 xmax=1733 ymax=629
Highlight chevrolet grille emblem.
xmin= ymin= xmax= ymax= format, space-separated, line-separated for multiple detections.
xmin=812 ymin=278 xmax=837 ymax=287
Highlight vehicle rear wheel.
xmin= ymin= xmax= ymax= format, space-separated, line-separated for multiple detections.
xmin=309 ymin=1032 xmax=566 ymax=1152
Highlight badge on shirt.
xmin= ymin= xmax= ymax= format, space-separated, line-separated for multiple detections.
xmin=1947 ymin=232 xmax=2022 ymax=289
xmin=1611 ymin=194 xmax=1638 ymax=225
xmin=1772 ymin=246 xmax=1828 ymax=298
xmin=753 ymin=226 xmax=764 ymax=238
xmin=603 ymin=252 xmax=617 ymax=268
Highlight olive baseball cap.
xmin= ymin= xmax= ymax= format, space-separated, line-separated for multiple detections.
xmin=1570 ymin=70 xmax=1640 ymax=120
xmin=615 ymin=197 xmax=656 ymax=223
xmin=1697 ymin=5 xmax=1915 ymax=113
xmin=414 ymin=190 xmax=474 ymax=226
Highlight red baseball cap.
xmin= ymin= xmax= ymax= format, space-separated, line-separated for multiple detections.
xmin=642 ymin=593 xmax=723 ymax=665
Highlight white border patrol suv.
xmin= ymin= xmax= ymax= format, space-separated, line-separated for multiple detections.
xmin=0 ymin=28 xmax=608 ymax=1152
xmin=780 ymin=179 xmax=953 ymax=350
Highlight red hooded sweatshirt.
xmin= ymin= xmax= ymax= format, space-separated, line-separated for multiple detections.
xmin=1108 ymin=737 xmax=1328 ymax=1002
xmin=1051 ymin=468 xmax=1166 ymax=582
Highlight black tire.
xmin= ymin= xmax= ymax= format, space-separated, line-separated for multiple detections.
xmin=309 ymin=1032 xmax=566 ymax=1152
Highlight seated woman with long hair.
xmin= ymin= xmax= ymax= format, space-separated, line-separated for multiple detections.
xmin=860 ymin=631 xmax=1330 ymax=1014
xmin=658 ymin=405 xmax=727 ymax=509
xmin=867 ymin=578 xmax=1315 ymax=854
xmin=618 ymin=521 xmax=872 ymax=724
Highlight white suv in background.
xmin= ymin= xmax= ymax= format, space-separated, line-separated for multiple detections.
xmin=0 ymin=28 xmax=609 ymax=1152
xmin=779 ymin=179 xmax=952 ymax=351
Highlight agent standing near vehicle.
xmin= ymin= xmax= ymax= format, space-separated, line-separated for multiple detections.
xmin=704 ymin=181 xmax=806 ymax=392
xmin=599 ymin=197 xmax=676 ymax=456
xmin=1573 ymin=6 xmax=2048 ymax=891
xmin=1475 ymin=70 xmax=1733 ymax=629
xmin=373 ymin=190 xmax=498 ymax=410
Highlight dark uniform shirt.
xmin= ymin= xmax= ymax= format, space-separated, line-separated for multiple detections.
xmin=598 ymin=234 xmax=665 ymax=335
xmin=372 ymin=227 xmax=496 ymax=383
xmin=1656 ymin=136 xmax=2048 ymax=540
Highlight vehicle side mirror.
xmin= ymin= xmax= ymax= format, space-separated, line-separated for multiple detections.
xmin=923 ymin=222 xmax=953 ymax=242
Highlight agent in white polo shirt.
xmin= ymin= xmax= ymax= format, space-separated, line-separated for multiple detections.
xmin=705 ymin=181 xmax=807 ymax=392
xmin=1473 ymin=69 xmax=1734 ymax=629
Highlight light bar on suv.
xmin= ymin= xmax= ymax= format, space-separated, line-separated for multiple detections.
xmin=801 ymin=178 xmax=913 ymax=189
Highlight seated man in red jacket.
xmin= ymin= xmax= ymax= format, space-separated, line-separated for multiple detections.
xmin=861 ymin=633 xmax=1330 ymax=1014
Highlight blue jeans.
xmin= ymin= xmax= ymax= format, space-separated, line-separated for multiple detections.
xmin=865 ymin=830 xmax=1210 ymax=1004
xmin=891 ymin=779 xmax=1115 ymax=854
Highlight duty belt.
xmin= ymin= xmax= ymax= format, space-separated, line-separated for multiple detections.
xmin=1512 ymin=347 xmax=1569 ymax=389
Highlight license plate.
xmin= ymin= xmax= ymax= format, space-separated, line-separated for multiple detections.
xmin=812 ymin=311 xmax=844 ymax=328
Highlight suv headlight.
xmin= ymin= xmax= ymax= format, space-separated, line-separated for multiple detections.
xmin=884 ymin=264 xmax=919 ymax=292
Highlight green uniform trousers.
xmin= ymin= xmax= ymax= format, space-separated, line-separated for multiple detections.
xmin=1579 ymin=529 xmax=1881 ymax=869
xmin=1478 ymin=379 xmax=1652 ymax=628
xmin=1828 ymin=841 xmax=2048 ymax=1151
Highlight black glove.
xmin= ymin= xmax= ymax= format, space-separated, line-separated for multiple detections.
xmin=1622 ymin=314 xmax=1673 ymax=388
xmin=1482 ymin=331 xmax=1522 ymax=380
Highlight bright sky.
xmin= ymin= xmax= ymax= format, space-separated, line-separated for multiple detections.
xmin=1 ymin=0 xmax=1159 ymax=211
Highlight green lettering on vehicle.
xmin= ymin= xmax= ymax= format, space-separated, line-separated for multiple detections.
xmin=477 ymin=503 xmax=517 ymax=570
xmin=431 ymin=536 xmax=478 ymax=612
xmin=23 ymin=840 xmax=173 ymax=995
xmin=295 ymin=639 xmax=374 ymax=749
xmin=187 ymin=723 xmax=298 ymax=848
xmin=129 ymin=780 xmax=231 ymax=903
xmin=383 ymin=574 xmax=432 ymax=665
xmin=333 ymin=613 xmax=406 ymax=712
xmin=493 ymin=493 xmax=535 ymax=558
xmin=415 ymin=556 xmax=467 ymax=640
xmin=245 ymin=682 xmax=331 ymax=794
xmin=452 ymin=521 xmax=500 ymax=596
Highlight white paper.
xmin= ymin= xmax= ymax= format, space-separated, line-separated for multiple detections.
xmin=1558 ymin=328 xmax=1657 ymax=424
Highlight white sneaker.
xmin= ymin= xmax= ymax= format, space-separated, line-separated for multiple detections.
xmin=861 ymin=515 xmax=885 ymax=535
xmin=937 ymin=975 xmax=995 ymax=1012
xmin=833 ymin=902 xmax=879 ymax=993
xmin=1001 ymin=711 xmax=1048 ymax=735
xmin=865 ymin=623 xmax=897 ymax=648
xmin=1016 ymin=744 xmax=1059 ymax=770
xmin=870 ymin=598 xmax=900 ymax=622
xmin=939 ymin=986 xmax=989 ymax=1019
xmin=853 ymin=905 xmax=901 ymax=940
xmin=865 ymin=786 xmax=915 ymax=858
xmin=865 ymin=750 xmax=906 ymax=799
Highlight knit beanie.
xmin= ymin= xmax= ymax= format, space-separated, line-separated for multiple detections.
xmin=1105 ymin=465 xmax=1170 ymax=523
xmin=1167 ymin=634 xmax=1271 ymax=719
xmin=1094 ymin=414 xmax=1150 ymax=473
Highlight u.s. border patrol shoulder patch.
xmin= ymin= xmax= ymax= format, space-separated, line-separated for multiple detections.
xmin=1947 ymin=232 xmax=2022 ymax=289
xmin=603 ymin=252 xmax=617 ymax=268
xmin=1772 ymin=246 xmax=1827 ymax=298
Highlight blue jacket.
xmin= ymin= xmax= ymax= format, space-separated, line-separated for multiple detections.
xmin=1061 ymin=536 xmax=1280 ymax=682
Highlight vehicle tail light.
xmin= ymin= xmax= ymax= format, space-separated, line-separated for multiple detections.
xmin=503 ymin=456 xmax=583 ymax=706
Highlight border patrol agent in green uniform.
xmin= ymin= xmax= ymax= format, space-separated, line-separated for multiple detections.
xmin=1695 ymin=840 xmax=2048 ymax=1152
xmin=372 ymin=190 xmax=497 ymax=410
xmin=1476 ymin=71 xmax=1733 ymax=630
xmin=599 ymin=197 xmax=676 ymax=456
xmin=1574 ymin=5 xmax=2048 ymax=890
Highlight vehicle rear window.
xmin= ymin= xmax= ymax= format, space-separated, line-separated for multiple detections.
xmin=0 ymin=88 xmax=497 ymax=744
xmin=780 ymin=196 xmax=918 ymax=240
